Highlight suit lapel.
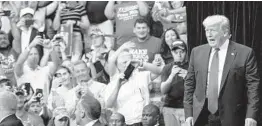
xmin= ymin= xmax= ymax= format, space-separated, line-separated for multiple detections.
xmin=219 ymin=41 xmax=237 ymax=94
xmin=29 ymin=28 xmax=38 ymax=43
xmin=202 ymin=45 xmax=212 ymax=93
xmin=0 ymin=114 xmax=17 ymax=124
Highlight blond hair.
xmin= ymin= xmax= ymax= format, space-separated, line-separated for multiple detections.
xmin=203 ymin=15 xmax=230 ymax=34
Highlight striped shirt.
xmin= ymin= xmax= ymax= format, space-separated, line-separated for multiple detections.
xmin=60 ymin=5 xmax=87 ymax=32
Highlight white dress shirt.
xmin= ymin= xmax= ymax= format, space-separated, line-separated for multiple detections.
xmin=21 ymin=27 xmax=33 ymax=52
xmin=16 ymin=64 xmax=52 ymax=91
xmin=85 ymin=119 xmax=98 ymax=126
xmin=207 ymin=39 xmax=229 ymax=95
xmin=104 ymin=69 xmax=151 ymax=125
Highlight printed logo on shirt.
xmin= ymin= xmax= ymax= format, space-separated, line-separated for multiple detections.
xmin=0 ymin=53 xmax=16 ymax=75
xmin=130 ymin=49 xmax=149 ymax=62
xmin=117 ymin=5 xmax=139 ymax=21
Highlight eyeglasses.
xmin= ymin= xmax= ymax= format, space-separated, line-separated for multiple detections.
xmin=54 ymin=73 xmax=62 ymax=78
xmin=58 ymin=117 xmax=69 ymax=122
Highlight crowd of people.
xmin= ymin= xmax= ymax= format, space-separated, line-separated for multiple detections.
xmin=0 ymin=1 xmax=260 ymax=126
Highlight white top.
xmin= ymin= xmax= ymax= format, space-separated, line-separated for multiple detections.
xmin=16 ymin=64 xmax=52 ymax=91
xmin=47 ymin=80 xmax=106 ymax=112
xmin=21 ymin=27 xmax=33 ymax=52
xmin=85 ymin=119 xmax=98 ymax=126
xmin=47 ymin=86 xmax=78 ymax=115
xmin=207 ymin=39 xmax=229 ymax=95
xmin=78 ymin=80 xmax=107 ymax=108
xmin=0 ymin=17 xmax=11 ymax=33
xmin=104 ymin=69 xmax=151 ymax=125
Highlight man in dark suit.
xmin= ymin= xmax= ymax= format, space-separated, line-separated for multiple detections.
xmin=75 ymin=93 xmax=105 ymax=126
xmin=184 ymin=15 xmax=260 ymax=126
xmin=0 ymin=91 xmax=23 ymax=126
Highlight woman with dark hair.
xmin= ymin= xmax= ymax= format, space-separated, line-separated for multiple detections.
xmin=14 ymin=36 xmax=59 ymax=92
xmin=160 ymin=28 xmax=180 ymax=64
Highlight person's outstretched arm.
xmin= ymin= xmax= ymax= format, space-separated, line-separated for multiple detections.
xmin=137 ymin=1 xmax=149 ymax=16
xmin=14 ymin=36 xmax=43 ymax=77
xmin=107 ymin=42 xmax=135 ymax=76
xmin=45 ymin=1 xmax=58 ymax=16
xmin=53 ymin=2 xmax=64 ymax=31
xmin=104 ymin=1 xmax=115 ymax=20
xmin=8 ymin=11 xmax=21 ymax=54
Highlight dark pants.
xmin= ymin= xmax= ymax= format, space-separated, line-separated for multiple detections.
xmin=126 ymin=122 xmax=143 ymax=126
xmin=195 ymin=99 xmax=221 ymax=126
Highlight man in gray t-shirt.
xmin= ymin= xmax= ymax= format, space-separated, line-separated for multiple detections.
xmin=130 ymin=18 xmax=162 ymax=63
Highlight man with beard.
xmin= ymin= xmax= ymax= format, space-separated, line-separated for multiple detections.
xmin=0 ymin=30 xmax=19 ymax=86
xmin=129 ymin=18 xmax=162 ymax=63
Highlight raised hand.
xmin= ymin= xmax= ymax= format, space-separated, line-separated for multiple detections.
xmin=58 ymin=2 xmax=66 ymax=11
xmin=59 ymin=41 xmax=66 ymax=53
xmin=42 ymin=39 xmax=52 ymax=49
xmin=245 ymin=118 xmax=257 ymax=126
xmin=8 ymin=11 xmax=19 ymax=23
xmin=178 ymin=68 xmax=188 ymax=79
xmin=29 ymin=36 xmax=43 ymax=49
xmin=152 ymin=54 xmax=164 ymax=66
xmin=186 ymin=117 xmax=194 ymax=126
xmin=170 ymin=65 xmax=181 ymax=76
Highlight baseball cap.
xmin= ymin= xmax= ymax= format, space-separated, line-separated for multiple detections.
xmin=53 ymin=107 xmax=70 ymax=119
xmin=14 ymin=88 xmax=25 ymax=96
xmin=20 ymin=7 xmax=35 ymax=18
xmin=170 ymin=39 xmax=187 ymax=51
xmin=90 ymin=28 xmax=104 ymax=38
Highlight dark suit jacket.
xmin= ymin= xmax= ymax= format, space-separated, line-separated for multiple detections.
xmin=93 ymin=120 xmax=105 ymax=126
xmin=20 ymin=27 xmax=48 ymax=44
xmin=0 ymin=114 xmax=24 ymax=126
xmin=184 ymin=41 xmax=260 ymax=126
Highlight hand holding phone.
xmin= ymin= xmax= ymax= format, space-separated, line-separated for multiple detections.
xmin=3 ymin=10 xmax=11 ymax=16
xmin=94 ymin=61 xmax=104 ymax=73
xmin=35 ymin=89 xmax=43 ymax=98
xmin=124 ymin=63 xmax=135 ymax=80
xmin=25 ymin=19 xmax=34 ymax=26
